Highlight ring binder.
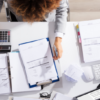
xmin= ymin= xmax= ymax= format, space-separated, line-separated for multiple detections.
xmin=37 ymin=79 xmax=52 ymax=86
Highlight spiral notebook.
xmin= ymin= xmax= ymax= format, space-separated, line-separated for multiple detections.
xmin=0 ymin=53 xmax=41 ymax=95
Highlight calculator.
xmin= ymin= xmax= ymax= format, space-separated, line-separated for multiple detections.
xmin=0 ymin=29 xmax=11 ymax=53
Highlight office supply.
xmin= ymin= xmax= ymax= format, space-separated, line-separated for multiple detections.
xmin=64 ymin=64 xmax=83 ymax=82
xmin=19 ymin=38 xmax=59 ymax=88
xmin=92 ymin=64 xmax=100 ymax=81
xmin=75 ymin=24 xmax=81 ymax=43
xmin=74 ymin=85 xmax=100 ymax=100
xmin=83 ymin=66 xmax=94 ymax=82
xmin=78 ymin=19 xmax=100 ymax=62
xmin=0 ymin=54 xmax=11 ymax=95
xmin=0 ymin=53 xmax=41 ymax=95
xmin=40 ymin=92 xmax=51 ymax=98
xmin=8 ymin=52 xmax=41 ymax=93
xmin=54 ymin=45 xmax=60 ymax=62
xmin=0 ymin=30 xmax=11 ymax=53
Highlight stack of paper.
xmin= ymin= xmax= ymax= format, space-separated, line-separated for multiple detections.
xmin=53 ymin=93 xmax=72 ymax=100
xmin=0 ymin=54 xmax=11 ymax=94
xmin=64 ymin=64 xmax=83 ymax=82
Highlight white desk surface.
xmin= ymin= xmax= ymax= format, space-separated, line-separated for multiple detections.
xmin=0 ymin=22 xmax=100 ymax=100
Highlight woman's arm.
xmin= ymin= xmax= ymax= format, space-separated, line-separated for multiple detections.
xmin=53 ymin=0 xmax=68 ymax=60
xmin=55 ymin=0 xmax=68 ymax=34
xmin=0 ymin=0 xmax=3 ymax=12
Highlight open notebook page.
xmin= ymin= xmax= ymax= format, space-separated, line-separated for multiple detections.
xmin=0 ymin=54 xmax=11 ymax=94
xmin=79 ymin=19 xmax=100 ymax=62
xmin=8 ymin=52 xmax=41 ymax=93
xmin=19 ymin=39 xmax=57 ymax=86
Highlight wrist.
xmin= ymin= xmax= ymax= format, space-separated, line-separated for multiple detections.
xmin=55 ymin=37 xmax=62 ymax=43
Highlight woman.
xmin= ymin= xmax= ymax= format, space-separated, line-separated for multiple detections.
xmin=0 ymin=0 xmax=68 ymax=60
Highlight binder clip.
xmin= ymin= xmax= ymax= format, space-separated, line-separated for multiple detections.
xmin=40 ymin=92 xmax=51 ymax=98
xmin=37 ymin=79 xmax=52 ymax=86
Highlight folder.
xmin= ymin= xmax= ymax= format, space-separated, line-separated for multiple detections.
xmin=0 ymin=53 xmax=41 ymax=95
xmin=19 ymin=38 xmax=59 ymax=88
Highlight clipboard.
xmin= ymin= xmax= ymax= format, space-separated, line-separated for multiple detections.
xmin=19 ymin=38 xmax=59 ymax=88
xmin=73 ymin=84 xmax=100 ymax=100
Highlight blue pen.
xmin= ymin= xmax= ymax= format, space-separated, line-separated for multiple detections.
xmin=54 ymin=45 xmax=60 ymax=63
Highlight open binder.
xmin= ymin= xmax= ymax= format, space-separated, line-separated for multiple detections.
xmin=19 ymin=38 xmax=59 ymax=88
xmin=0 ymin=53 xmax=41 ymax=95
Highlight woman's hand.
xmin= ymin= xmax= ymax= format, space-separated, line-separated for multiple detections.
xmin=53 ymin=37 xmax=63 ymax=60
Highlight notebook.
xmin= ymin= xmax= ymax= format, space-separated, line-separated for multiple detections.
xmin=0 ymin=53 xmax=41 ymax=95
xmin=19 ymin=38 xmax=59 ymax=88
xmin=78 ymin=19 xmax=100 ymax=62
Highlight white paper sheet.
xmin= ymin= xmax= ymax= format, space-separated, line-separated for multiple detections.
xmin=79 ymin=19 xmax=100 ymax=62
xmin=0 ymin=54 xmax=8 ymax=68
xmin=19 ymin=39 xmax=57 ymax=85
xmin=13 ymin=97 xmax=42 ymax=100
xmin=0 ymin=54 xmax=11 ymax=95
xmin=64 ymin=64 xmax=83 ymax=82
xmin=53 ymin=93 xmax=72 ymax=100
xmin=9 ymin=52 xmax=41 ymax=93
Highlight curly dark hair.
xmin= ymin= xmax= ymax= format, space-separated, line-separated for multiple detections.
xmin=10 ymin=0 xmax=61 ymax=22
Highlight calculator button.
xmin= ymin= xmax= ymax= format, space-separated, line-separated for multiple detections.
xmin=8 ymin=36 xmax=10 ymax=42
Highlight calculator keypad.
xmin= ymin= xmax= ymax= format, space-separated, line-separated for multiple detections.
xmin=0 ymin=31 xmax=10 ymax=42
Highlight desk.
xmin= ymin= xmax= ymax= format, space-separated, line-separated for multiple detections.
xmin=0 ymin=22 xmax=99 ymax=100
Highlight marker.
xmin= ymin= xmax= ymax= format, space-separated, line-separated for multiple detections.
xmin=54 ymin=45 xmax=60 ymax=63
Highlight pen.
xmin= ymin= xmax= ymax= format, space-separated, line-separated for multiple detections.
xmin=54 ymin=45 xmax=60 ymax=63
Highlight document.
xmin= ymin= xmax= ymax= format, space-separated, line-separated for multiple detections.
xmin=0 ymin=54 xmax=11 ymax=94
xmin=53 ymin=93 xmax=72 ymax=100
xmin=79 ymin=19 xmax=100 ymax=62
xmin=9 ymin=52 xmax=41 ymax=93
xmin=0 ymin=54 xmax=8 ymax=68
xmin=19 ymin=39 xmax=57 ymax=85
xmin=64 ymin=64 xmax=83 ymax=82
xmin=13 ymin=97 xmax=42 ymax=100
